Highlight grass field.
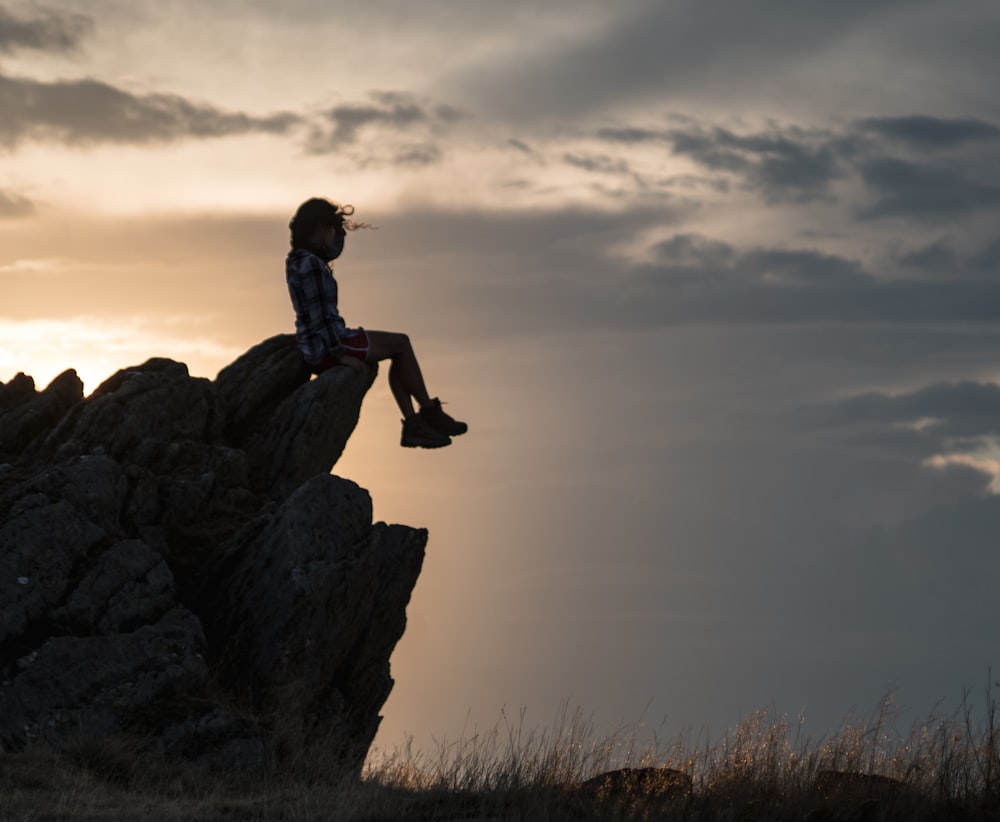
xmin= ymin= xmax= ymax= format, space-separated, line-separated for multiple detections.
xmin=1 ymin=690 xmax=997 ymax=821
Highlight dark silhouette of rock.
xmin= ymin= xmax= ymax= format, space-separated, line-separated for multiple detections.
xmin=213 ymin=334 xmax=375 ymax=495
xmin=812 ymin=769 xmax=907 ymax=800
xmin=578 ymin=766 xmax=693 ymax=801
xmin=0 ymin=335 xmax=425 ymax=774
xmin=0 ymin=370 xmax=83 ymax=458
xmin=812 ymin=769 xmax=913 ymax=821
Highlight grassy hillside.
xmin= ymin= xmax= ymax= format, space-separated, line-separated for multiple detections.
xmin=2 ymin=693 xmax=997 ymax=821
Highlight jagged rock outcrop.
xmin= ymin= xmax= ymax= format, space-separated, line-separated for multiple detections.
xmin=0 ymin=335 xmax=426 ymax=774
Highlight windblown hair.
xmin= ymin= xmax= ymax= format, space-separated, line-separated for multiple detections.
xmin=289 ymin=197 xmax=371 ymax=249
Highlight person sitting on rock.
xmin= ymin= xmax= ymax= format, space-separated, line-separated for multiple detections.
xmin=285 ymin=196 xmax=467 ymax=449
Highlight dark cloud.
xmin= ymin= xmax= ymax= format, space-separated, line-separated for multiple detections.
xmin=897 ymin=237 xmax=1000 ymax=280
xmin=857 ymin=157 xmax=1000 ymax=221
xmin=366 ymin=203 xmax=674 ymax=264
xmin=593 ymin=114 xmax=1000 ymax=221
xmin=368 ymin=206 xmax=1000 ymax=336
xmin=741 ymin=248 xmax=871 ymax=287
xmin=596 ymin=120 xmax=855 ymax=203
xmin=507 ymin=138 xmax=534 ymax=154
xmin=431 ymin=103 xmax=464 ymax=123
xmin=897 ymin=239 xmax=962 ymax=274
xmin=827 ymin=381 xmax=1000 ymax=436
xmin=393 ymin=143 xmax=442 ymax=166
xmin=0 ymin=73 xmax=300 ymax=148
xmin=0 ymin=189 xmax=35 ymax=218
xmin=858 ymin=115 xmax=1000 ymax=150
xmin=605 ymin=227 xmax=1000 ymax=331
xmin=562 ymin=152 xmax=631 ymax=176
xmin=665 ymin=124 xmax=846 ymax=203
xmin=449 ymin=0 xmax=929 ymax=120
xmin=595 ymin=126 xmax=667 ymax=145
xmin=0 ymin=5 xmax=92 ymax=54
xmin=629 ymin=265 xmax=1000 ymax=328
xmin=308 ymin=91 xmax=462 ymax=154
xmin=319 ymin=93 xmax=426 ymax=144
xmin=797 ymin=381 xmax=1000 ymax=484
xmin=644 ymin=232 xmax=871 ymax=294
xmin=650 ymin=232 xmax=736 ymax=270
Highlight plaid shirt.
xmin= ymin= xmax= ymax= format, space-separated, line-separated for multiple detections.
xmin=285 ymin=248 xmax=353 ymax=366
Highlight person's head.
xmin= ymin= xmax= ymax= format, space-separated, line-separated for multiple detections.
xmin=289 ymin=197 xmax=356 ymax=261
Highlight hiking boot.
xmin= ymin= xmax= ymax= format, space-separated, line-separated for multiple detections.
xmin=419 ymin=398 xmax=468 ymax=436
xmin=401 ymin=414 xmax=451 ymax=449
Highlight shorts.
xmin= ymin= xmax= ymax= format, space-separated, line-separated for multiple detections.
xmin=309 ymin=328 xmax=369 ymax=374
xmin=340 ymin=328 xmax=369 ymax=361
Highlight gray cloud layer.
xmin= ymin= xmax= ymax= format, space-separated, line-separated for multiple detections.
xmin=858 ymin=115 xmax=1000 ymax=149
xmin=0 ymin=73 xmax=301 ymax=148
xmin=621 ymin=234 xmax=1000 ymax=327
xmin=305 ymin=91 xmax=463 ymax=167
xmin=0 ymin=187 xmax=34 ymax=218
xmin=592 ymin=115 xmax=1000 ymax=222
xmin=857 ymin=158 xmax=1000 ymax=222
xmin=0 ymin=5 xmax=299 ymax=150
xmin=899 ymin=238 xmax=1000 ymax=280
xmin=449 ymin=0 xmax=937 ymax=120
xmin=0 ymin=4 xmax=91 ymax=54
xmin=807 ymin=381 xmax=1000 ymax=466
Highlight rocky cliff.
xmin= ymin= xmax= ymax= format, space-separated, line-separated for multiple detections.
xmin=0 ymin=335 xmax=426 ymax=774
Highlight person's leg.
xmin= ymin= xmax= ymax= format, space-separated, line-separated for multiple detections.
xmin=365 ymin=330 xmax=432 ymax=418
xmin=364 ymin=329 xmax=466 ymax=447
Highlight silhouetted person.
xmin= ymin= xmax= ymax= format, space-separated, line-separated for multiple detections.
xmin=286 ymin=197 xmax=467 ymax=449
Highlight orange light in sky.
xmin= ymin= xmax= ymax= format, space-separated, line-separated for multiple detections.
xmin=0 ymin=317 xmax=241 ymax=395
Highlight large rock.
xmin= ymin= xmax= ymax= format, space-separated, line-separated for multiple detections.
xmin=0 ymin=370 xmax=83 ymax=459
xmin=206 ymin=475 xmax=426 ymax=765
xmin=214 ymin=336 xmax=377 ymax=496
xmin=0 ymin=335 xmax=425 ymax=774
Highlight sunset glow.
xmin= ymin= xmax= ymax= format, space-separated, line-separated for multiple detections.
xmin=3 ymin=0 xmax=999 ymax=760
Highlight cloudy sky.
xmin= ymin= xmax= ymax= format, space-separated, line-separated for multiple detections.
xmin=3 ymin=0 xmax=1000 ymax=759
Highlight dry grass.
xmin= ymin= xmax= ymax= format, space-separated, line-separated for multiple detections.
xmin=2 ymin=688 xmax=998 ymax=821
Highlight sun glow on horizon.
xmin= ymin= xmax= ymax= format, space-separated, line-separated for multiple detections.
xmin=0 ymin=317 xmax=241 ymax=395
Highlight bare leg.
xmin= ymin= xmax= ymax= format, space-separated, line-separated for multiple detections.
xmin=365 ymin=330 xmax=432 ymax=417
